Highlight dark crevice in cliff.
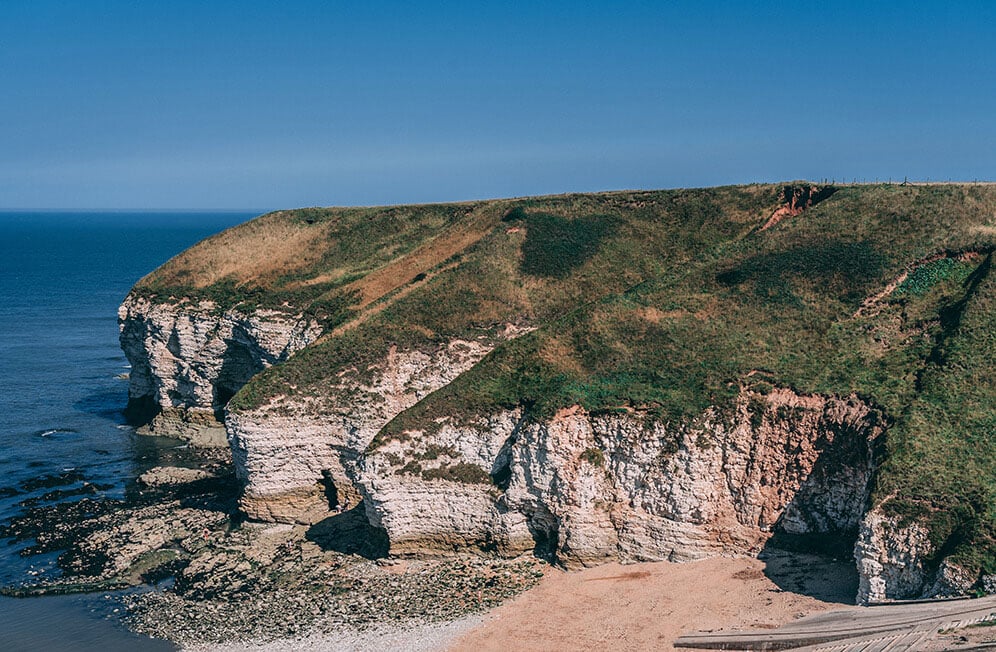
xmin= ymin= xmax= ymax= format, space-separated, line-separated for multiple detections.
xmin=525 ymin=503 xmax=561 ymax=564
xmin=305 ymin=501 xmax=389 ymax=560
xmin=320 ymin=470 xmax=340 ymax=510
xmin=490 ymin=434 xmax=518 ymax=491
xmin=760 ymin=400 xmax=885 ymax=602
xmin=214 ymin=338 xmax=267 ymax=418
xmin=124 ymin=394 xmax=160 ymax=427
xmin=917 ymin=250 xmax=993 ymax=389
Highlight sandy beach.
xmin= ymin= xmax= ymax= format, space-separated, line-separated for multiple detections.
xmin=448 ymin=550 xmax=855 ymax=652
xmin=190 ymin=550 xmax=855 ymax=651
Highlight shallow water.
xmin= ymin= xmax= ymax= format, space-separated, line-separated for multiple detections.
xmin=0 ymin=211 xmax=255 ymax=650
xmin=0 ymin=594 xmax=176 ymax=652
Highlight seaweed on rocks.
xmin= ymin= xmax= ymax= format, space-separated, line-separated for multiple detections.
xmin=0 ymin=453 xmax=238 ymax=597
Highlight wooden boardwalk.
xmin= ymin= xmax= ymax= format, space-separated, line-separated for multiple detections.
xmin=674 ymin=595 xmax=996 ymax=651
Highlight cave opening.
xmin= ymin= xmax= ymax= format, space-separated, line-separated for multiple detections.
xmin=526 ymin=503 xmax=561 ymax=563
xmin=123 ymin=394 xmax=161 ymax=427
xmin=320 ymin=470 xmax=340 ymax=511
xmin=759 ymin=417 xmax=883 ymax=603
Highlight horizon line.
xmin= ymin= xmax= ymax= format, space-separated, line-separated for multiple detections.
xmin=0 ymin=208 xmax=270 ymax=213
xmin=2 ymin=180 xmax=995 ymax=213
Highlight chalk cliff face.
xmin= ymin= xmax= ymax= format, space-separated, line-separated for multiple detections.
xmin=119 ymin=292 xmax=886 ymax=571
xmin=114 ymin=295 xmax=939 ymax=603
xmin=118 ymin=294 xmax=322 ymax=446
xmin=227 ymin=335 xmax=517 ymax=523
xmin=116 ymin=185 xmax=996 ymax=606
xmin=359 ymin=388 xmax=884 ymax=569
xmin=854 ymin=508 xmax=977 ymax=604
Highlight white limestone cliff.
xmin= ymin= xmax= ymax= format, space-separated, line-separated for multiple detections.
xmin=118 ymin=292 xmax=973 ymax=603
xmin=359 ymin=388 xmax=884 ymax=569
xmin=854 ymin=507 xmax=976 ymax=604
xmin=227 ymin=337 xmax=509 ymax=524
xmin=118 ymin=294 xmax=322 ymax=446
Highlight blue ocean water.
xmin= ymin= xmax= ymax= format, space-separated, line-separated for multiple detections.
xmin=0 ymin=211 xmax=255 ymax=651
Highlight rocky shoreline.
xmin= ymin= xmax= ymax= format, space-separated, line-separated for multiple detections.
xmin=0 ymin=451 xmax=543 ymax=648
xmin=125 ymin=554 xmax=541 ymax=646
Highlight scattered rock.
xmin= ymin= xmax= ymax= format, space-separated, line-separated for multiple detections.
xmin=138 ymin=466 xmax=213 ymax=487
xmin=1 ymin=454 xmax=542 ymax=648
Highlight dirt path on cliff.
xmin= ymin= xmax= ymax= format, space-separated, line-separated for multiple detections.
xmin=342 ymin=208 xmax=496 ymax=309
xmin=324 ymin=208 xmax=498 ymax=338
xmin=448 ymin=550 xmax=857 ymax=652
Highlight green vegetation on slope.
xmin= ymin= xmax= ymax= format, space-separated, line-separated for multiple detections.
xmin=876 ymin=253 xmax=996 ymax=574
xmin=381 ymin=185 xmax=995 ymax=434
xmin=136 ymin=182 xmax=996 ymax=578
xmin=371 ymin=184 xmax=995 ymax=577
xmin=514 ymin=210 xmax=619 ymax=278
xmin=229 ymin=185 xmax=778 ymax=411
xmin=133 ymin=202 xmax=482 ymax=324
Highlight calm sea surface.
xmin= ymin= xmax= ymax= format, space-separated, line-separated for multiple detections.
xmin=0 ymin=211 xmax=255 ymax=651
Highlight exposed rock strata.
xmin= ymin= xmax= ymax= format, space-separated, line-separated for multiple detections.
xmin=111 ymin=184 xmax=996 ymax=612
xmin=118 ymin=294 xmax=958 ymax=604
xmin=854 ymin=507 xmax=976 ymax=604
xmin=761 ymin=184 xmax=837 ymax=230
xmin=360 ymin=388 xmax=884 ymax=569
xmin=228 ymin=337 xmax=514 ymax=524
xmin=118 ymin=295 xmax=322 ymax=446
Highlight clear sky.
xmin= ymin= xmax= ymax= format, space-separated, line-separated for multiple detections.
xmin=2 ymin=1 xmax=994 ymax=209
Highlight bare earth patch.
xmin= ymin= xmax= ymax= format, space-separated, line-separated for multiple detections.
xmin=340 ymin=209 xmax=497 ymax=310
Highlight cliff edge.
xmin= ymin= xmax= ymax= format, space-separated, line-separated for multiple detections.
xmin=119 ymin=183 xmax=996 ymax=603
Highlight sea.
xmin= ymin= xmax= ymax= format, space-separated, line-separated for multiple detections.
xmin=0 ymin=211 xmax=256 ymax=651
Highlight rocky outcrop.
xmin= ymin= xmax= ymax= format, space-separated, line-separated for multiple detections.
xmin=228 ymin=336 xmax=516 ymax=524
xmin=359 ymin=388 xmax=884 ymax=568
xmin=854 ymin=508 xmax=934 ymax=604
xmin=137 ymin=466 xmax=213 ymax=487
xmin=117 ymin=295 xmax=956 ymax=604
xmin=118 ymin=295 xmax=322 ymax=446
xmin=854 ymin=507 xmax=976 ymax=604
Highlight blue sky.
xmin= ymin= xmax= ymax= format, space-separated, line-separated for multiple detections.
xmin=2 ymin=1 xmax=994 ymax=209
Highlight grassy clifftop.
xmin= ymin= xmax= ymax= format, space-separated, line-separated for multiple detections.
xmin=136 ymin=182 xmax=996 ymax=576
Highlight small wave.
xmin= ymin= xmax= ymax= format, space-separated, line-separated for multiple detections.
xmin=35 ymin=428 xmax=78 ymax=438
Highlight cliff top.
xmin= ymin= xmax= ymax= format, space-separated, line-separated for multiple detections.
xmin=131 ymin=182 xmax=996 ymax=577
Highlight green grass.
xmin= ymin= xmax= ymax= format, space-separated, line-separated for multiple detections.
xmin=231 ymin=185 xmax=782 ymax=413
xmin=715 ymin=240 xmax=887 ymax=305
xmin=894 ymin=257 xmax=976 ymax=297
xmin=420 ymin=463 xmax=493 ymax=485
xmin=138 ymin=182 xmax=996 ymax=579
xmin=518 ymin=211 xmax=619 ymax=278
xmin=133 ymin=202 xmax=478 ymax=316
xmin=874 ymin=253 xmax=996 ymax=574
xmin=368 ymin=184 xmax=996 ymax=577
